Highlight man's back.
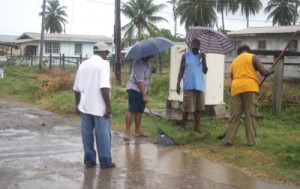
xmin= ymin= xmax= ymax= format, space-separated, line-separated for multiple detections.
xmin=73 ymin=55 xmax=110 ymax=116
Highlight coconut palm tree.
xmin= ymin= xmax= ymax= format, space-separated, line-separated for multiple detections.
xmin=265 ymin=0 xmax=297 ymax=26
xmin=237 ymin=0 xmax=262 ymax=28
xmin=121 ymin=0 xmax=168 ymax=44
xmin=167 ymin=0 xmax=179 ymax=36
xmin=293 ymin=0 xmax=300 ymax=25
xmin=176 ymin=0 xmax=217 ymax=30
xmin=216 ymin=0 xmax=239 ymax=31
xmin=39 ymin=0 xmax=68 ymax=33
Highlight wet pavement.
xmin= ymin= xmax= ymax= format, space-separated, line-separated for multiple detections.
xmin=0 ymin=98 xmax=299 ymax=189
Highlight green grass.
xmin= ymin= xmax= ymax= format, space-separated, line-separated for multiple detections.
xmin=0 ymin=65 xmax=299 ymax=185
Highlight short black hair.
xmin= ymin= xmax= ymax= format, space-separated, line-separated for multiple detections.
xmin=237 ymin=44 xmax=250 ymax=55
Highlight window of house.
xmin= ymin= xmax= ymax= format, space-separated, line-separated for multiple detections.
xmin=75 ymin=43 xmax=82 ymax=54
xmin=258 ymin=41 xmax=266 ymax=50
xmin=45 ymin=42 xmax=60 ymax=54
xmin=288 ymin=40 xmax=298 ymax=52
xmin=229 ymin=40 xmax=242 ymax=57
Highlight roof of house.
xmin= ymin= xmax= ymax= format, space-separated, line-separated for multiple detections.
xmin=227 ymin=25 xmax=300 ymax=36
xmin=15 ymin=32 xmax=113 ymax=43
xmin=0 ymin=35 xmax=18 ymax=45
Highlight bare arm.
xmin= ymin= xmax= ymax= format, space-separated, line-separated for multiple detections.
xmin=176 ymin=54 xmax=185 ymax=95
xmin=201 ymin=52 xmax=208 ymax=74
xmin=137 ymin=82 xmax=148 ymax=105
xmin=101 ymin=88 xmax=111 ymax=118
xmin=253 ymin=55 xmax=273 ymax=77
xmin=74 ymin=91 xmax=81 ymax=114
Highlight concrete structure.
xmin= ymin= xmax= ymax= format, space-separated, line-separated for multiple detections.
xmin=166 ymin=42 xmax=227 ymax=120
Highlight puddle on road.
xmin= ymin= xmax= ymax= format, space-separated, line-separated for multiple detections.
xmin=0 ymin=128 xmax=298 ymax=189
xmin=111 ymin=141 xmax=298 ymax=189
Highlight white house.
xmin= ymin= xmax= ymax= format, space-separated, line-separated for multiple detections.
xmin=13 ymin=32 xmax=113 ymax=58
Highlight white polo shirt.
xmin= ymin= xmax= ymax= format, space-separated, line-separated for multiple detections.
xmin=73 ymin=55 xmax=110 ymax=116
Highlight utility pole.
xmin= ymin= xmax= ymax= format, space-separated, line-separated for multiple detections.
xmin=39 ymin=0 xmax=46 ymax=69
xmin=115 ymin=0 xmax=121 ymax=85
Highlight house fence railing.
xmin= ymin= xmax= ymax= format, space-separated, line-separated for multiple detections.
xmin=6 ymin=54 xmax=172 ymax=74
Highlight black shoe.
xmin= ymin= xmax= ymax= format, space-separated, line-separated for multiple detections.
xmin=102 ymin=162 xmax=116 ymax=169
xmin=85 ymin=163 xmax=96 ymax=168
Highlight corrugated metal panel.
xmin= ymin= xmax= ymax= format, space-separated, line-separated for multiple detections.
xmin=228 ymin=26 xmax=300 ymax=36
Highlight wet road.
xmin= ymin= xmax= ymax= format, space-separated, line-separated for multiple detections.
xmin=0 ymin=98 xmax=299 ymax=189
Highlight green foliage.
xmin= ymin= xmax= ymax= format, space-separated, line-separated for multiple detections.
xmin=38 ymin=91 xmax=75 ymax=114
xmin=149 ymin=73 xmax=169 ymax=107
xmin=40 ymin=0 xmax=68 ymax=33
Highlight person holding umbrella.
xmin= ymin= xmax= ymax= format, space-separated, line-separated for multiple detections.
xmin=176 ymin=38 xmax=208 ymax=132
xmin=124 ymin=37 xmax=174 ymax=141
xmin=124 ymin=55 xmax=155 ymax=141
xmin=224 ymin=44 xmax=273 ymax=146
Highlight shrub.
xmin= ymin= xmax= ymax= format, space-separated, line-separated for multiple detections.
xmin=36 ymin=67 xmax=76 ymax=94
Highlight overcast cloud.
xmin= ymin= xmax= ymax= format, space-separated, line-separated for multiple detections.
xmin=0 ymin=0 xmax=272 ymax=37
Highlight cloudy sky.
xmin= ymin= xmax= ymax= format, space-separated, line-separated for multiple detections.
xmin=0 ymin=0 xmax=272 ymax=37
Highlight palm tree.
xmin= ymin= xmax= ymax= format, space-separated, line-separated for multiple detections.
xmin=265 ymin=0 xmax=297 ymax=26
xmin=167 ymin=0 xmax=179 ymax=36
xmin=237 ymin=0 xmax=262 ymax=28
xmin=176 ymin=0 xmax=217 ymax=30
xmin=216 ymin=0 xmax=239 ymax=31
xmin=39 ymin=0 xmax=68 ymax=33
xmin=293 ymin=0 xmax=300 ymax=25
xmin=121 ymin=0 xmax=168 ymax=44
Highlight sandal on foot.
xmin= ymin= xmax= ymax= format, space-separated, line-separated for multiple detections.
xmin=135 ymin=133 xmax=148 ymax=137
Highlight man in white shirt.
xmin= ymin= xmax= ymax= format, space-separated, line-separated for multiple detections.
xmin=73 ymin=41 xmax=115 ymax=169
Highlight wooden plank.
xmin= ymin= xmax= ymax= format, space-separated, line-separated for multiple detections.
xmin=272 ymin=58 xmax=284 ymax=116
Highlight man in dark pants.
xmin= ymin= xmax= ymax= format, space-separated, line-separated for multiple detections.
xmin=224 ymin=44 xmax=273 ymax=146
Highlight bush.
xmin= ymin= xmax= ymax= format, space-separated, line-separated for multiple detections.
xmin=36 ymin=67 xmax=76 ymax=94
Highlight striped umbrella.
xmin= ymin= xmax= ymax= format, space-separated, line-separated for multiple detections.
xmin=186 ymin=26 xmax=234 ymax=54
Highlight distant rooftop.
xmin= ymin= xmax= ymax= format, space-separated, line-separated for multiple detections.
xmin=227 ymin=25 xmax=300 ymax=36
xmin=15 ymin=32 xmax=113 ymax=43
xmin=0 ymin=35 xmax=18 ymax=43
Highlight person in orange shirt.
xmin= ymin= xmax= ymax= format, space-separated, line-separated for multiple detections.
xmin=224 ymin=44 xmax=273 ymax=146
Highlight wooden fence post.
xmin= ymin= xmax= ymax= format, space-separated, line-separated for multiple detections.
xmin=62 ymin=54 xmax=65 ymax=70
xmin=272 ymin=57 xmax=284 ymax=116
xmin=49 ymin=54 xmax=52 ymax=69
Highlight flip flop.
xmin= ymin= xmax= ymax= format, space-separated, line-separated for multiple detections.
xmin=135 ymin=133 xmax=149 ymax=137
xmin=123 ymin=136 xmax=131 ymax=141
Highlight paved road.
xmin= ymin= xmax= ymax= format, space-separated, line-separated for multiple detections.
xmin=0 ymin=98 xmax=299 ymax=189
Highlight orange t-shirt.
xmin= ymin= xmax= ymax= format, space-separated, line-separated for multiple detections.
xmin=230 ymin=52 xmax=259 ymax=97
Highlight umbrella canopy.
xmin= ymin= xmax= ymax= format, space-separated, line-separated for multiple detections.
xmin=125 ymin=37 xmax=174 ymax=60
xmin=186 ymin=26 xmax=234 ymax=54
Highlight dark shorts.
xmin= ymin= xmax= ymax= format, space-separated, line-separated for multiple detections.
xmin=127 ymin=89 xmax=145 ymax=113
xmin=183 ymin=90 xmax=205 ymax=112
